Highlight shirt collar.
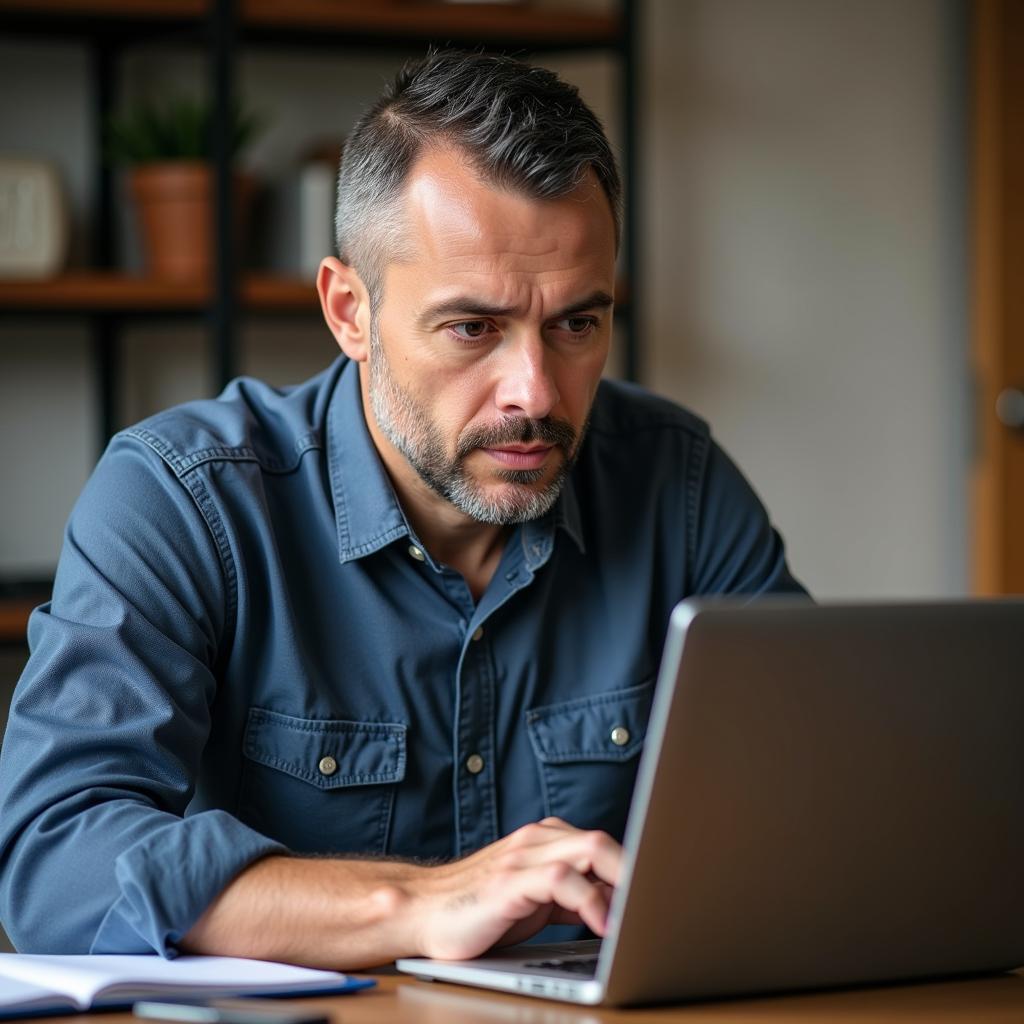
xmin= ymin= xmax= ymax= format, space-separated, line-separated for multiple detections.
xmin=328 ymin=359 xmax=410 ymax=564
xmin=326 ymin=357 xmax=586 ymax=564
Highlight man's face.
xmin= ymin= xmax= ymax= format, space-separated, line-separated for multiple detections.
xmin=364 ymin=146 xmax=617 ymax=526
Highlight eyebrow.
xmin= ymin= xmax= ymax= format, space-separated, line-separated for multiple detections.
xmin=415 ymin=289 xmax=615 ymax=330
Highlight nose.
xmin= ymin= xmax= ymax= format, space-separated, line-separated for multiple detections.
xmin=493 ymin=336 xmax=560 ymax=420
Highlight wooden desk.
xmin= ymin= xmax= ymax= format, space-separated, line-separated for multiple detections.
xmin=42 ymin=969 xmax=1024 ymax=1024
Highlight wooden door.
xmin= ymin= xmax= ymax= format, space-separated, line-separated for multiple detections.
xmin=972 ymin=0 xmax=1024 ymax=594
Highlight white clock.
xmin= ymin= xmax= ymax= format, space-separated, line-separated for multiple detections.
xmin=0 ymin=157 xmax=69 ymax=279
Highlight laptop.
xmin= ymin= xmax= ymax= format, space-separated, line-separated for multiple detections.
xmin=397 ymin=598 xmax=1024 ymax=1006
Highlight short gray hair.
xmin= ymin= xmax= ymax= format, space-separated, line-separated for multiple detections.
xmin=335 ymin=49 xmax=622 ymax=308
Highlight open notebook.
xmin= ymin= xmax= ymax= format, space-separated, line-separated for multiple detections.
xmin=0 ymin=954 xmax=373 ymax=1019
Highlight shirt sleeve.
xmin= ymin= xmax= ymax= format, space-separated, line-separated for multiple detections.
xmin=690 ymin=436 xmax=810 ymax=597
xmin=0 ymin=435 xmax=286 ymax=956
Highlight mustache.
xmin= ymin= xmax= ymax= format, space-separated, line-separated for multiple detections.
xmin=457 ymin=417 xmax=577 ymax=459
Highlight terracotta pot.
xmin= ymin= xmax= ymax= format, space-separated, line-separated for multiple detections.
xmin=129 ymin=161 xmax=254 ymax=280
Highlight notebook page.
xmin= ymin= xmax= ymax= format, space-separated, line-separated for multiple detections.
xmin=0 ymin=975 xmax=77 ymax=1013
xmin=0 ymin=955 xmax=351 ymax=1007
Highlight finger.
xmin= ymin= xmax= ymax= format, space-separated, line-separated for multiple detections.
xmin=544 ymin=882 xmax=614 ymax=926
xmin=504 ymin=863 xmax=613 ymax=937
xmin=550 ymin=876 xmax=614 ymax=924
xmin=510 ymin=829 xmax=623 ymax=888
xmin=537 ymin=816 xmax=573 ymax=830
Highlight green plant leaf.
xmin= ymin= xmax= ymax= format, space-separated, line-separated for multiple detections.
xmin=105 ymin=95 xmax=267 ymax=164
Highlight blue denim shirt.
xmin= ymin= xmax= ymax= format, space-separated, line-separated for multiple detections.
xmin=0 ymin=357 xmax=805 ymax=956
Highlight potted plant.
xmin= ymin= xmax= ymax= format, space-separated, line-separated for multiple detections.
xmin=108 ymin=96 xmax=264 ymax=280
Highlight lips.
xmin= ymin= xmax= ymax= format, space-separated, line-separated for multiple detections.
xmin=482 ymin=445 xmax=554 ymax=469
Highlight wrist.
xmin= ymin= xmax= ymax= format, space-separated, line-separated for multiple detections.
xmin=364 ymin=860 xmax=434 ymax=958
xmin=393 ymin=860 xmax=448 ymax=958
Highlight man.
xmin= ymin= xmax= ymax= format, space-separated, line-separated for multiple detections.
xmin=0 ymin=51 xmax=804 ymax=967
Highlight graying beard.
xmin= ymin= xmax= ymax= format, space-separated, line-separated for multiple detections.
xmin=368 ymin=326 xmax=566 ymax=525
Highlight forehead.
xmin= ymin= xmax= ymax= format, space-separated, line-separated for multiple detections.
xmin=391 ymin=146 xmax=616 ymax=292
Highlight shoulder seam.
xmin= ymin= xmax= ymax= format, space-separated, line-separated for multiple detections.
xmin=119 ymin=428 xmax=239 ymax=671
xmin=124 ymin=426 xmax=322 ymax=477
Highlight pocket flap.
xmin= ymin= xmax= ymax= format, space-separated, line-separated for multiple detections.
xmin=525 ymin=681 xmax=653 ymax=764
xmin=244 ymin=708 xmax=407 ymax=790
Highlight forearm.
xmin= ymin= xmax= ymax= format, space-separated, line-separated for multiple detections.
xmin=180 ymin=854 xmax=430 ymax=970
xmin=182 ymin=821 xmax=621 ymax=970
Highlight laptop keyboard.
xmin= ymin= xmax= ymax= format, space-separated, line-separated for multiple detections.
xmin=523 ymin=957 xmax=599 ymax=977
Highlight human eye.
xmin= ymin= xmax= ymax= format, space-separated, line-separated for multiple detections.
xmin=447 ymin=320 xmax=496 ymax=343
xmin=552 ymin=315 xmax=599 ymax=338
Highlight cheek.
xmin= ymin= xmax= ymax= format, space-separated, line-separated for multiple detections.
xmin=420 ymin=375 xmax=492 ymax=441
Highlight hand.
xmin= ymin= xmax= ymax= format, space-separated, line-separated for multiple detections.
xmin=410 ymin=817 xmax=622 ymax=961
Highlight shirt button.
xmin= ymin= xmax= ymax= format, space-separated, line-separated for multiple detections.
xmin=466 ymin=753 xmax=485 ymax=774
xmin=471 ymin=625 xmax=484 ymax=642
xmin=408 ymin=544 xmax=426 ymax=562
xmin=610 ymin=726 xmax=630 ymax=747
xmin=318 ymin=755 xmax=338 ymax=776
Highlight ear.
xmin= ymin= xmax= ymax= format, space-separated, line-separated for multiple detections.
xmin=317 ymin=257 xmax=372 ymax=362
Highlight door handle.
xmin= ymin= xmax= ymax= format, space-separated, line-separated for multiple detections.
xmin=996 ymin=388 xmax=1024 ymax=430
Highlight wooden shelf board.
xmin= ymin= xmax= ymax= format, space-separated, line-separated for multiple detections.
xmin=0 ymin=271 xmax=629 ymax=315
xmin=0 ymin=0 xmax=204 ymax=18
xmin=0 ymin=598 xmax=39 ymax=645
xmin=0 ymin=273 xmax=320 ymax=313
xmin=0 ymin=0 xmax=620 ymax=44
xmin=242 ymin=1 xmax=620 ymax=44
xmin=243 ymin=275 xmax=322 ymax=309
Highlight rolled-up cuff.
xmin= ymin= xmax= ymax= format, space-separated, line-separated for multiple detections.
xmin=90 ymin=810 xmax=288 ymax=957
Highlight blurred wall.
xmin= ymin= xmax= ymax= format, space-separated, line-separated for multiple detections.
xmin=0 ymin=0 xmax=968 ymax=596
xmin=645 ymin=0 xmax=969 ymax=598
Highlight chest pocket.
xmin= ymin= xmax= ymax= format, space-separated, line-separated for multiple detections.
xmin=239 ymin=708 xmax=406 ymax=855
xmin=526 ymin=680 xmax=654 ymax=842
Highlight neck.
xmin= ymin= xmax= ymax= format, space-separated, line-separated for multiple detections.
xmin=413 ymin=511 xmax=510 ymax=603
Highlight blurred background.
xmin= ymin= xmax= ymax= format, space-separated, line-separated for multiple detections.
xmin=2 ymin=0 xmax=1022 ymax=951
